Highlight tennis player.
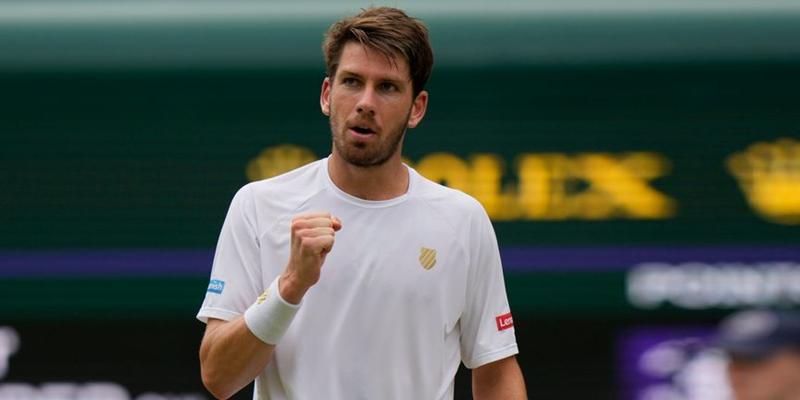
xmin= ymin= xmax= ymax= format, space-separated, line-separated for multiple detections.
xmin=197 ymin=7 xmax=526 ymax=399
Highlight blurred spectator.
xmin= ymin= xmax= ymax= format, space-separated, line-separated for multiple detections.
xmin=715 ymin=309 xmax=800 ymax=400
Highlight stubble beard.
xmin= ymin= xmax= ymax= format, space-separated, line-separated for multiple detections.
xmin=329 ymin=106 xmax=411 ymax=168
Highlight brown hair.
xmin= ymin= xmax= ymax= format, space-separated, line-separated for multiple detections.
xmin=322 ymin=7 xmax=434 ymax=97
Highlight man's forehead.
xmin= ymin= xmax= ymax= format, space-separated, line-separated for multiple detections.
xmin=337 ymin=42 xmax=410 ymax=82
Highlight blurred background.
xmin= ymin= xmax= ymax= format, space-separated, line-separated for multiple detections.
xmin=1 ymin=0 xmax=800 ymax=399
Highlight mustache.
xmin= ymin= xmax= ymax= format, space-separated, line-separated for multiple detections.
xmin=349 ymin=113 xmax=376 ymax=124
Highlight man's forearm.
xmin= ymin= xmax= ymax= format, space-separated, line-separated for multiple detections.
xmin=200 ymin=317 xmax=276 ymax=399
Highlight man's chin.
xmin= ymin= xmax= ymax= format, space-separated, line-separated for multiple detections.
xmin=338 ymin=148 xmax=390 ymax=168
xmin=333 ymin=134 xmax=402 ymax=168
xmin=343 ymin=155 xmax=386 ymax=168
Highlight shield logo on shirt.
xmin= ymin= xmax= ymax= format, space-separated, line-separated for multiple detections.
xmin=419 ymin=247 xmax=437 ymax=270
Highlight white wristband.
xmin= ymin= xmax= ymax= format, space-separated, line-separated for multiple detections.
xmin=244 ymin=275 xmax=301 ymax=345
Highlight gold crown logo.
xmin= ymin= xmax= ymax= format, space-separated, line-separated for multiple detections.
xmin=247 ymin=144 xmax=317 ymax=181
xmin=726 ymin=138 xmax=800 ymax=224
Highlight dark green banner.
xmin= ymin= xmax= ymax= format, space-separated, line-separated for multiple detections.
xmin=3 ymin=63 xmax=799 ymax=248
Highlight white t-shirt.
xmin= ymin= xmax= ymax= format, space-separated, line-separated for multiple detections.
xmin=197 ymin=157 xmax=518 ymax=400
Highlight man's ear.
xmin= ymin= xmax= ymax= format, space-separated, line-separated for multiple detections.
xmin=320 ymin=77 xmax=331 ymax=116
xmin=407 ymin=90 xmax=429 ymax=128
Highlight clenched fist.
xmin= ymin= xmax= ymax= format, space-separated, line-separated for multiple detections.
xmin=279 ymin=212 xmax=342 ymax=304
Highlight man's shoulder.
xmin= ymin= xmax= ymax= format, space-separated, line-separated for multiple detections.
xmin=410 ymin=170 xmax=494 ymax=249
xmin=248 ymin=159 xmax=323 ymax=192
xmin=235 ymin=159 xmax=325 ymax=214
xmin=411 ymin=168 xmax=485 ymax=217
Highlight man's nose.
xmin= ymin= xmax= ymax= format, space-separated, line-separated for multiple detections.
xmin=355 ymin=86 xmax=377 ymax=116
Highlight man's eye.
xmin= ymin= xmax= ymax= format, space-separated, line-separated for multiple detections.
xmin=379 ymin=82 xmax=397 ymax=92
xmin=342 ymin=78 xmax=358 ymax=86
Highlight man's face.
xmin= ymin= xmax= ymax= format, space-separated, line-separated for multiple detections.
xmin=728 ymin=350 xmax=800 ymax=400
xmin=320 ymin=42 xmax=428 ymax=168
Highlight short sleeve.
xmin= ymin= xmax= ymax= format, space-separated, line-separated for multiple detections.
xmin=459 ymin=205 xmax=519 ymax=369
xmin=196 ymin=184 xmax=263 ymax=323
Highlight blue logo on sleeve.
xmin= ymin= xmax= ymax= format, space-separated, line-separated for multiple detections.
xmin=207 ymin=279 xmax=225 ymax=294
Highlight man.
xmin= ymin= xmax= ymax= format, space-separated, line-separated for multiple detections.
xmin=197 ymin=7 xmax=526 ymax=399
xmin=716 ymin=309 xmax=800 ymax=400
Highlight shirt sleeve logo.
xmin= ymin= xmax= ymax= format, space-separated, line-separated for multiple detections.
xmin=495 ymin=313 xmax=514 ymax=331
xmin=207 ymin=279 xmax=225 ymax=294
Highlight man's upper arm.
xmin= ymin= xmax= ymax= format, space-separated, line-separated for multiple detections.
xmin=472 ymin=355 xmax=527 ymax=400
xmin=459 ymin=203 xmax=519 ymax=368
xmin=203 ymin=318 xmax=226 ymax=338
xmin=197 ymin=185 xmax=262 ymax=323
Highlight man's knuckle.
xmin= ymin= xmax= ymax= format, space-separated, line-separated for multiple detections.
xmin=311 ymin=218 xmax=332 ymax=228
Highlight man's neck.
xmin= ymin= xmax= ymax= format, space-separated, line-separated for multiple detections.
xmin=327 ymin=152 xmax=409 ymax=201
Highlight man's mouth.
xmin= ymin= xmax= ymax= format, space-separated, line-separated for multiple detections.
xmin=350 ymin=126 xmax=375 ymax=135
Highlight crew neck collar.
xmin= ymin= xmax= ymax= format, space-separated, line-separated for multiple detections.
xmin=320 ymin=156 xmax=415 ymax=208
